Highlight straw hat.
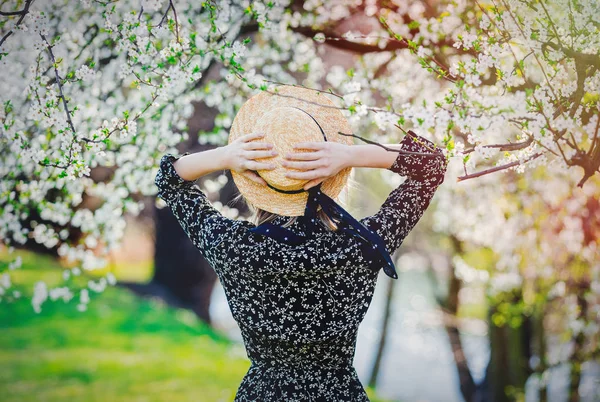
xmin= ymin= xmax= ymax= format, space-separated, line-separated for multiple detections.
xmin=228 ymin=85 xmax=354 ymax=216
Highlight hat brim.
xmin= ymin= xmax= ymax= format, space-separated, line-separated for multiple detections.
xmin=228 ymin=85 xmax=354 ymax=216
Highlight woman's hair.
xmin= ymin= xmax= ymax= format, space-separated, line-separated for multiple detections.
xmin=231 ymin=175 xmax=360 ymax=232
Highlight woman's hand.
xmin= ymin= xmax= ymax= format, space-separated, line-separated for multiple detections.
xmin=227 ymin=132 xmax=278 ymax=185
xmin=282 ymin=141 xmax=351 ymax=190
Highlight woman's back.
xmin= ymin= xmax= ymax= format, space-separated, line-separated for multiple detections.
xmin=219 ymin=216 xmax=379 ymax=401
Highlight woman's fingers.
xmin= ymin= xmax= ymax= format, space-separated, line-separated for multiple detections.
xmin=303 ymin=178 xmax=326 ymax=190
xmin=245 ymin=149 xmax=278 ymax=159
xmin=285 ymin=151 xmax=321 ymax=161
xmin=294 ymin=142 xmax=325 ymax=150
xmin=241 ymin=170 xmax=268 ymax=185
xmin=245 ymin=160 xmax=277 ymax=170
xmin=238 ymin=132 xmax=265 ymax=142
xmin=281 ymin=159 xmax=321 ymax=170
xmin=243 ymin=141 xmax=274 ymax=150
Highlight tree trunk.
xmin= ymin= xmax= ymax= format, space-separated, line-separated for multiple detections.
xmin=368 ymin=269 xmax=396 ymax=389
xmin=487 ymin=292 xmax=531 ymax=402
xmin=569 ymin=284 xmax=588 ymax=402
xmin=488 ymin=305 xmax=510 ymax=402
xmin=535 ymin=304 xmax=548 ymax=402
xmin=150 ymin=201 xmax=219 ymax=322
xmin=147 ymin=168 xmax=249 ymax=323
xmin=439 ymin=236 xmax=478 ymax=402
xmin=444 ymin=262 xmax=477 ymax=401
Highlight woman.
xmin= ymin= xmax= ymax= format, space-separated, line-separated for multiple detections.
xmin=155 ymin=86 xmax=448 ymax=401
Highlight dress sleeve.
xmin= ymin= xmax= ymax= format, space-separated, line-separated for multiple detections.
xmin=154 ymin=152 xmax=240 ymax=270
xmin=359 ymin=130 xmax=449 ymax=258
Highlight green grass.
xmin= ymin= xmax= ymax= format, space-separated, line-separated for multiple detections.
xmin=0 ymin=250 xmax=390 ymax=401
xmin=0 ymin=282 xmax=251 ymax=401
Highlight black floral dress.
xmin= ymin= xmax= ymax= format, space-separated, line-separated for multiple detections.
xmin=155 ymin=131 xmax=448 ymax=401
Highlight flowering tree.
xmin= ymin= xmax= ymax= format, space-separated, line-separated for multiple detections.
xmin=431 ymin=161 xmax=599 ymax=401
xmin=1 ymin=0 xmax=598 ymax=400
xmin=1 ymin=0 xmax=280 ymax=311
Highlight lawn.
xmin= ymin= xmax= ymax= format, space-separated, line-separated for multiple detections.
xmin=0 ymin=250 xmax=389 ymax=401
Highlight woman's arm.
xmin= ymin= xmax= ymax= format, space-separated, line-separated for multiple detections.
xmin=170 ymin=146 xmax=230 ymax=181
xmin=272 ymin=131 xmax=447 ymax=277
xmin=282 ymin=130 xmax=448 ymax=263
xmin=358 ymin=131 xmax=448 ymax=259
xmin=172 ymin=132 xmax=278 ymax=183
xmin=282 ymin=141 xmax=406 ymax=189
xmin=282 ymin=131 xmax=446 ymax=188
xmin=345 ymin=143 xmax=404 ymax=169
xmin=155 ymin=132 xmax=277 ymax=272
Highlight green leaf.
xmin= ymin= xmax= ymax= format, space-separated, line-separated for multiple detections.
xmin=408 ymin=20 xmax=420 ymax=29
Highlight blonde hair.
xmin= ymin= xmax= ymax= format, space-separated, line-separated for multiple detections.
xmin=231 ymin=175 xmax=361 ymax=232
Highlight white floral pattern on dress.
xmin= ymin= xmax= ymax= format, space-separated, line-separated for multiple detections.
xmin=155 ymin=131 xmax=448 ymax=401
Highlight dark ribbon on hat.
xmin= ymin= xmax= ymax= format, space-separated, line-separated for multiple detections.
xmin=248 ymin=107 xmax=399 ymax=279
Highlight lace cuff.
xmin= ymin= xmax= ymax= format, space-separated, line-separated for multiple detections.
xmin=388 ymin=131 xmax=448 ymax=186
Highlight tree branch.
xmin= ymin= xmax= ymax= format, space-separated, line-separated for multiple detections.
xmin=457 ymin=152 xmax=544 ymax=182
xmin=39 ymin=34 xmax=77 ymax=169
xmin=0 ymin=0 xmax=33 ymax=49
xmin=462 ymin=135 xmax=535 ymax=154
xmin=291 ymin=25 xmax=407 ymax=54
